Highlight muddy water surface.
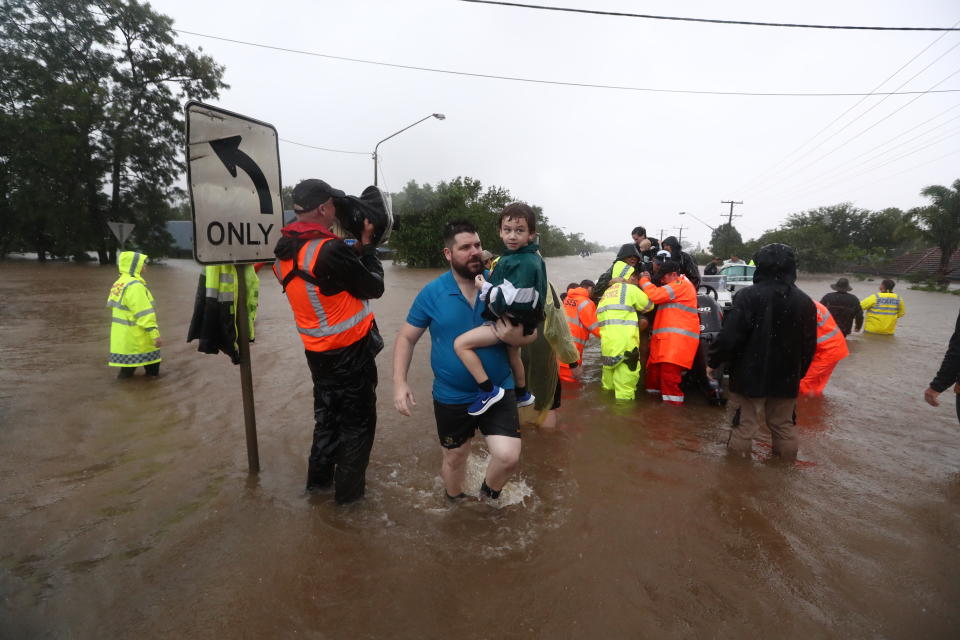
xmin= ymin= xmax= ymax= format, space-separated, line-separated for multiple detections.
xmin=1 ymin=255 xmax=958 ymax=638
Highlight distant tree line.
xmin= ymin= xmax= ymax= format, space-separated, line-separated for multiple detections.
xmin=387 ymin=177 xmax=604 ymax=268
xmin=0 ymin=0 xmax=225 ymax=262
xmin=703 ymin=178 xmax=959 ymax=278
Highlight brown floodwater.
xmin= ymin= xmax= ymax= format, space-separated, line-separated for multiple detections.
xmin=1 ymin=253 xmax=958 ymax=638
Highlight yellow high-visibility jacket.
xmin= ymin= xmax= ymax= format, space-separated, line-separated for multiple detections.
xmin=107 ymin=251 xmax=161 ymax=367
xmin=596 ymin=281 xmax=653 ymax=366
xmin=861 ymin=291 xmax=905 ymax=335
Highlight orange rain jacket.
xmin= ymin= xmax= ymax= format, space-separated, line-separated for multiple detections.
xmin=558 ymin=287 xmax=600 ymax=381
xmin=812 ymin=300 xmax=849 ymax=363
xmin=639 ymin=274 xmax=700 ymax=369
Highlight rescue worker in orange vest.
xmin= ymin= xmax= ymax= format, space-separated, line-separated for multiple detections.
xmin=638 ymin=260 xmax=700 ymax=405
xmin=799 ymin=300 xmax=849 ymax=396
xmin=273 ymin=179 xmax=385 ymax=504
xmin=558 ymin=279 xmax=601 ymax=382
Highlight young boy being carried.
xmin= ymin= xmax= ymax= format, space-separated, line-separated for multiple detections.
xmin=454 ymin=203 xmax=547 ymax=416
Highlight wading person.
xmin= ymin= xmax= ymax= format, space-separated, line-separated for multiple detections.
xmin=639 ymin=261 xmax=700 ymax=405
xmin=924 ymin=308 xmax=960 ymax=424
xmin=820 ymin=277 xmax=863 ymax=336
xmin=592 ymin=243 xmax=641 ymax=303
xmin=799 ymin=300 xmax=849 ymax=396
xmin=273 ymin=179 xmax=384 ymax=504
xmin=453 ymin=203 xmax=545 ymax=416
xmin=631 ymin=225 xmax=660 ymax=262
xmin=393 ymin=220 xmax=523 ymax=502
xmin=707 ymin=244 xmax=817 ymax=461
xmin=107 ymin=251 xmax=162 ymax=378
xmin=861 ymin=279 xmax=906 ymax=335
xmin=558 ymin=279 xmax=600 ymax=383
xmin=597 ymin=269 xmax=654 ymax=400
xmin=660 ymin=235 xmax=701 ymax=289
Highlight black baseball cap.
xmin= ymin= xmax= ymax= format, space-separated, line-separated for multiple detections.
xmin=292 ymin=179 xmax=346 ymax=213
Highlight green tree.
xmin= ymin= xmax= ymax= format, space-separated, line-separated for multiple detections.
xmin=914 ymin=178 xmax=960 ymax=280
xmin=389 ymin=177 xmax=585 ymax=267
xmin=281 ymin=185 xmax=294 ymax=211
xmin=709 ymin=223 xmax=744 ymax=259
xmin=0 ymin=0 xmax=225 ymax=262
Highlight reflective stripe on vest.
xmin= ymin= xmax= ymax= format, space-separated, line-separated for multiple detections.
xmin=598 ymin=317 xmax=639 ymax=328
xmin=817 ymin=326 xmax=840 ymax=344
xmin=659 ymin=302 xmax=698 ymax=315
xmin=870 ymin=294 xmax=900 ymax=314
xmin=651 ymin=326 xmax=699 ymax=339
xmin=276 ymin=237 xmax=374 ymax=350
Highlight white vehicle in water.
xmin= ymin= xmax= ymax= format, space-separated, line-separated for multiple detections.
xmin=699 ymin=264 xmax=755 ymax=310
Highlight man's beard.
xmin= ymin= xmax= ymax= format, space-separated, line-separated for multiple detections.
xmin=452 ymin=256 xmax=482 ymax=279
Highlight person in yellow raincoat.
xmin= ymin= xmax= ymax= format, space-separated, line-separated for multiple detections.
xmin=861 ymin=279 xmax=905 ymax=335
xmin=107 ymin=251 xmax=161 ymax=378
xmin=596 ymin=269 xmax=654 ymax=400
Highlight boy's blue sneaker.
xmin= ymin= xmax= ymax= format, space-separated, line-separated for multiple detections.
xmin=467 ymin=386 xmax=505 ymax=416
xmin=515 ymin=390 xmax=535 ymax=407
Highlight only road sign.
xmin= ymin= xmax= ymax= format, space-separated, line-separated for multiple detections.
xmin=186 ymin=102 xmax=283 ymax=264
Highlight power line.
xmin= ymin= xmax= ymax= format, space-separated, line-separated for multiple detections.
xmin=772 ymin=107 xmax=960 ymax=197
xmin=753 ymin=65 xmax=960 ymax=197
xmin=279 ymin=137 xmax=369 ymax=155
xmin=172 ymin=28 xmax=960 ymax=98
xmin=460 ymin=1 xmax=960 ymax=31
xmin=786 ymin=128 xmax=960 ymax=200
xmin=737 ymin=19 xmax=960 ymax=194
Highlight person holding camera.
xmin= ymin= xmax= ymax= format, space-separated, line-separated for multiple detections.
xmin=273 ymin=179 xmax=385 ymax=504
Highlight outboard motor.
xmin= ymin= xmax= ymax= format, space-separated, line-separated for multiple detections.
xmin=333 ymin=186 xmax=394 ymax=246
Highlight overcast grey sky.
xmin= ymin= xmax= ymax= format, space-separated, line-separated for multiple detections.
xmin=153 ymin=0 xmax=960 ymax=249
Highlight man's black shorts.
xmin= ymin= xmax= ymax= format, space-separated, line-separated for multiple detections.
xmin=433 ymin=390 xmax=521 ymax=449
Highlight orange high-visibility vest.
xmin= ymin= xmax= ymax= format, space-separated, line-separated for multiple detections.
xmin=813 ymin=300 xmax=848 ymax=361
xmin=273 ymin=237 xmax=374 ymax=352
xmin=639 ymin=274 xmax=700 ymax=369
xmin=563 ymin=288 xmax=600 ymax=356
xmin=558 ymin=287 xmax=601 ymax=381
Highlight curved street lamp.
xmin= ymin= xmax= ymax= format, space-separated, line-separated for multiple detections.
xmin=678 ymin=211 xmax=716 ymax=231
xmin=373 ymin=113 xmax=446 ymax=186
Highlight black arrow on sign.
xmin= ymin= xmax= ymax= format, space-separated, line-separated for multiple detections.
xmin=209 ymin=135 xmax=273 ymax=214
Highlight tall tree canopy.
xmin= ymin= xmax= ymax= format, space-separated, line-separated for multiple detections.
xmin=0 ymin=0 xmax=226 ymax=262
xmin=913 ymin=179 xmax=960 ymax=280
xmin=709 ymin=222 xmax=744 ymax=259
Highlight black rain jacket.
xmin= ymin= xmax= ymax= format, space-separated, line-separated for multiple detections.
xmin=661 ymin=236 xmax=701 ymax=289
xmin=930 ymin=308 xmax=960 ymax=393
xmin=707 ymin=243 xmax=817 ymax=398
xmin=820 ymin=291 xmax=863 ymax=336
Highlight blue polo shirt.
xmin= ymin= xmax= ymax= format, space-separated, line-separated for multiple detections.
xmin=407 ymin=270 xmax=514 ymax=404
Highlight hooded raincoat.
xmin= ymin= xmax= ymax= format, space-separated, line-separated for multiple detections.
xmin=107 ymin=251 xmax=161 ymax=368
xmin=707 ymin=244 xmax=817 ymax=398
xmin=660 ymin=236 xmax=701 ymax=289
xmin=592 ymin=244 xmax=641 ymax=303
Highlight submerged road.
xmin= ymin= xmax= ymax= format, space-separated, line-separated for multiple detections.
xmin=1 ymin=254 xmax=958 ymax=638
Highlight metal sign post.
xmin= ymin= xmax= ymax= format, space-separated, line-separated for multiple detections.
xmin=186 ymin=101 xmax=283 ymax=475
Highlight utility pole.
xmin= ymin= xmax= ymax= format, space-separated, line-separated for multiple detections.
xmin=674 ymin=225 xmax=685 ymax=246
xmin=721 ymin=200 xmax=743 ymax=226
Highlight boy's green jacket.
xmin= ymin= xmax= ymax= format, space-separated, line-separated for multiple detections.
xmin=484 ymin=242 xmax=548 ymax=322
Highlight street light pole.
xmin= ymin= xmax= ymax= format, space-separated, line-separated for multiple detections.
xmin=678 ymin=211 xmax=716 ymax=231
xmin=373 ymin=113 xmax=446 ymax=186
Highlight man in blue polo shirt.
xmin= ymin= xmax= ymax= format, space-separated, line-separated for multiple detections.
xmin=393 ymin=220 xmax=523 ymax=502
